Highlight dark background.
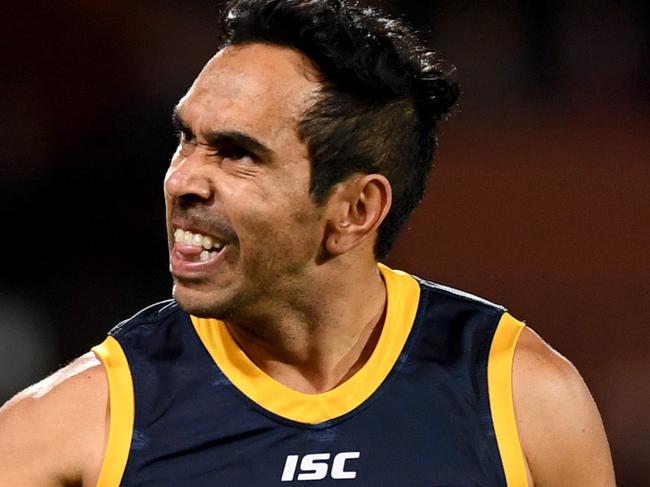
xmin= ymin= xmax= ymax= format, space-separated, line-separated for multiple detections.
xmin=1 ymin=1 xmax=648 ymax=484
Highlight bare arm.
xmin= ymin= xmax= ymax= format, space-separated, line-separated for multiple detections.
xmin=0 ymin=353 xmax=108 ymax=487
xmin=514 ymin=327 xmax=616 ymax=486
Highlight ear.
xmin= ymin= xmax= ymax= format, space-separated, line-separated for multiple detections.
xmin=325 ymin=174 xmax=392 ymax=256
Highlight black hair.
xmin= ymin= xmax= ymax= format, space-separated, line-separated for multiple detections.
xmin=219 ymin=0 xmax=459 ymax=260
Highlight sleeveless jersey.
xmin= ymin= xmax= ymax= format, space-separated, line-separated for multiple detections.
xmin=92 ymin=265 xmax=528 ymax=486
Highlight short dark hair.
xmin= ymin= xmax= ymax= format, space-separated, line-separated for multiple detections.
xmin=219 ymin=0 xmax=459 ymax=260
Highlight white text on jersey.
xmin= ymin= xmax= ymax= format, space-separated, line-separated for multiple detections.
xmin=281 ymin=452 xmax=361 ymax=481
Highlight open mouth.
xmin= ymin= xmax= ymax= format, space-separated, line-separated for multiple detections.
xmin=173 ymin=228 xmax=226 ymax=263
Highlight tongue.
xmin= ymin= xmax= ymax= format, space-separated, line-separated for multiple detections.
xmin=174 ymin=244 xmax=204 ymax=262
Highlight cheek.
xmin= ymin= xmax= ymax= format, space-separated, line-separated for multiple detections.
xmin=239 ymin=201 xmax=322 ymax=264
xmin=223 ymin=168 xmax=321 ymax=262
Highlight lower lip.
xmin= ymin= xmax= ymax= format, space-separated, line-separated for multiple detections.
xmin=170 ymin=243 xmax=227 ymax=277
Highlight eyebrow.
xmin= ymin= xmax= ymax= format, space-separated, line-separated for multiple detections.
xmin=172 ymin=108 xmax=193 ymax=137
xmin=172 ymin=107 xmax=273 ymax=159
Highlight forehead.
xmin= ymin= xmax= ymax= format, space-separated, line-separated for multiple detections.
xmin=177 ymin=43 xmax=321 ymax=141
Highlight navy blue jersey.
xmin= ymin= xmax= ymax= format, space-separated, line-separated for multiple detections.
xmin=93 ymin=265 xmax=528 ymax=486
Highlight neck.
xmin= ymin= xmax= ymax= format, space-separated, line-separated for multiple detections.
xmin=225 ymin=259 xmax=387 ymax=394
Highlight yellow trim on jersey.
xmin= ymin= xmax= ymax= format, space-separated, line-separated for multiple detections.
xmin=488 ymin=313 xmax=528 ymax=487
xmin=191 ymin=264 xmax=420 ymax=424
xmin=92 ymin=336 xmax=134 ymax=487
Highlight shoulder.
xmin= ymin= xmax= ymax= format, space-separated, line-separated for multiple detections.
xmin=109 ymin=299 xmax=180 ymax=338
xmin=0 ymin=353 xmax=108 ymax=487
xmin=416 ymin=275 xmax=504 ymax=311
xmin=513 ymin=326 xmax=616 ymax=486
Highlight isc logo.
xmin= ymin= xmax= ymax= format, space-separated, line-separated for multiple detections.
xmin=281 ymin=452 xmax=361 ymax=481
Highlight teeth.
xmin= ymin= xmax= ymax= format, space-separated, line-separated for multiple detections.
xmin=174 ymin=228 xmax=184 ymax=243
xmin=174 ymin=228 xmax=225 ymax=251
xmin=200 ymin=250 xmax=210 ymax=262
xmin=202 ymin=235 xmax=214 ymax=250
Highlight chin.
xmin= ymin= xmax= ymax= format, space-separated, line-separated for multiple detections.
xmin=172 ymin=281 xmax=237 ymax=320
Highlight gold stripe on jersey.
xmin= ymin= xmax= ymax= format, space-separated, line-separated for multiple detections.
xmin=191 ymin=264 xmax=420 ymax=424
xmin=92 ymin=336 xmax=134 ymax=487
xmin=488 ymin=313 xmax=528 ymax=487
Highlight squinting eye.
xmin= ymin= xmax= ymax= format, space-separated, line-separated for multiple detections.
xmin=219 ymin=146 xmax=251 ymax=161
xmin=176 ymin=129 xmax=192 ymax=142
xmin=176 ymin=135 xmax=196 ymax=158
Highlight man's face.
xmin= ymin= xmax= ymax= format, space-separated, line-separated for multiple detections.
xmin=165 ymin=43 xmax=325 ymax=319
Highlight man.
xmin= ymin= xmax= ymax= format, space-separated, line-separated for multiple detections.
xmin=0 ymin=0 xmax=615 ymax=485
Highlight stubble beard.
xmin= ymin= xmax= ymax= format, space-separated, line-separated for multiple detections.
xmin=171 ymin=276 xmax=261 ymax=323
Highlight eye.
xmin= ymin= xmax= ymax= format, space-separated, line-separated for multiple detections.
xmin=176 ymin=131 xmax=197 ymax=157
xmin=176 ymin=129 xmax=194 ymax=144
xmin=217 ymin=145 xmax=254 ymax=162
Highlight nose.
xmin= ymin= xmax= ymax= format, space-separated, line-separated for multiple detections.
xmin=164 ymin=156 xmax=212 ymax=201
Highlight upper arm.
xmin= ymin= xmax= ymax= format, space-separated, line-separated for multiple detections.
xmin=0 ymin=352 xmax=109 ymax=487
xmin=513 ymin=327 xmax=616 ymax=487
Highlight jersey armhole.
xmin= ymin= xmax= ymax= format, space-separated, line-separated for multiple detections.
xmin=91 ymin=336 xmax=134 ymax=487
xmin=487 ymin=313 xmax=529 ymax=487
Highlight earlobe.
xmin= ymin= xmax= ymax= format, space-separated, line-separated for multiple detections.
xmin=324 ymin=174 xmax=392 ymax=256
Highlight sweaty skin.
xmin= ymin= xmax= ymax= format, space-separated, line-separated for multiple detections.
xmin=0 ymin=44 xmax=615 ymax=486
